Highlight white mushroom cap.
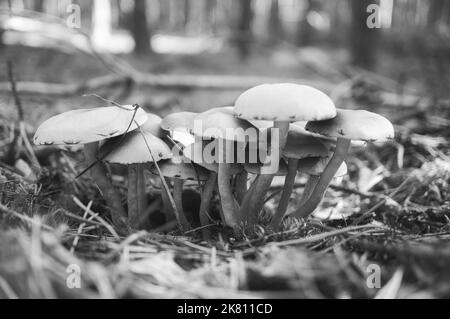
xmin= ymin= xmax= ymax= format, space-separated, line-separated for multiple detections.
xmin=183 ymin=140 xmax=244 ymax=174
xmin=143 ymin=113 xmax=163 ymax=137
xmin=33 ymin=105 xmax=148 ymax=146
xmin=161 ymin=112 xmax=198 ymax=134
xmin=99 ymin=122 xmax=172 ymax=165
xmin=235 ymin=83 xmax=336 ymax=122
xmin=305 ymin=109 xmax=395 ymax=142
xmin=192 ymin=107 xmax=258 ymax=143
xmin=150 ymin=158 xmax=210 ymax=181
xmin=283 ymin=125 xmax=329 ymax=159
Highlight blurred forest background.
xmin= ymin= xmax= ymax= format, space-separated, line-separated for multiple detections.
xmin=0 ymin=0 xmax=449 ymax=108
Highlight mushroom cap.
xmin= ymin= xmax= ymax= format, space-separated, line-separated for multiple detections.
xmin=143 ymin=113 xmax=163 ymax=136
xmin=283 ymin=125 xmax=329 ymax=159
xmin=192 ymin=107 xmax=258 ymax=143
xmin=150 ymin=158 xmax=210 ymax=181
xmin=234 ymin=83 xmax=336 ymax=122
xmin=183 ymin=140 xmax=244 ymax=174
xmin=161 ymin=112 xmax=198 ymax=134
xmin=244 ymin=159 xmax=288 ymax=176
xmin=305 ymin=109 xmax=395 ymax=142
xmin=297 ymin=157 xmax=347 ymax=177
xmin=33 ymin=105 xmax=148 ymax=146
xmin=100 ymin=129 xmax=172 ymax=165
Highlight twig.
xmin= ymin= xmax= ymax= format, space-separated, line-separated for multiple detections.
xmin=268 ymin=224 xmax=388 ymax=248
xmin=72 ymin=196 xmax=120 ymax=240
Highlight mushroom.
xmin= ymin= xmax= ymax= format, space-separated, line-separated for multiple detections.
xmin=297 ymin=156 xmax=348 ymax=207
xmin=269 ymin=126 xmax=329 ymax=228
xmin=161 ymin=111 xmax=198 ymax=146
xmin=294 ymin=109 xmax=394 ymax=218
xmin=33 ymin=105 xmax=148 ymax=233
xmin=192 ymin=107 xmax=257 ymax=228
xmin=98 ymin=116 xmax=172 ymax=229
xmin=234 ymin=84 xmax=336 ymax=226
xmin=149 ymin=157 xmax=210 ymax=230
xmin=183 ymin=140 xmax=243 ymax=233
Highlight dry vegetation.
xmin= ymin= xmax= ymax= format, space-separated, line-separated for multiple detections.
xmin=0 ymin=45 xmax=449 ymax=299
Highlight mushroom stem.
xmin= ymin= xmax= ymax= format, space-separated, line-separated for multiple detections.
xmin=218 ymin=163 xmax=240 ymax=228
xmin=234 ymin=171 xmax=248 ymax=205
xmin=294 ymin=138 xmax=351 ymax=218
xmin=199 ymin=171 xmax=217 ymax=238
xmin=217 ymin=140 xmax=241 ymax=228
xmin=173 ymin=178 xmax=189 ymax=229
xmin=269 ymin=158 xmax=299 ymax=229
xmin=245 ymin=174 xmax=274 ymax=226
xmin=246 ymin=121 xmax=289 ymax=226
xmin=161 ymin=177 xmax=174 ymax=221
xmin=127 ymin=164 xmax=147 ymax=229
xmin=83 ymin=143 xmax=128 ymax=233
xmin=298 ymin=175 xmax=320 ymax=207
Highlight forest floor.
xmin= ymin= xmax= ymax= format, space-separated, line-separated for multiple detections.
xmin=0 ymin=44 xmax=449 ymax=299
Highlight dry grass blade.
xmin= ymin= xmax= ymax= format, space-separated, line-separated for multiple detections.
xmin=72 ymin=196 xmax=120 ymax=240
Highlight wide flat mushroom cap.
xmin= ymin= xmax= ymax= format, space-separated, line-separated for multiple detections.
xmin=192 ymin=107 xmax=258 ymax=143
xmin=150 ymin=158 xmax=210 ymax=181
xmin=283 ymin=126 xmax=329 ymax=159
xmin=183 ymin=141 xmax=243 ymax=174
xmin=100 ymin=130 xmax=172 ymax=164
xmin=244 ymin=159 xmax=288 ymax=176
xmin=297 ymin=156 xmax=347 ymax=177
xmin=161 ymin=112 xmax=198 ymax=134
xmin=33 ymin=105 xmax=148 ymax=146
xmin=235 ymin=83 xmax=336 ymax=122
xmin=305 ymin=109 xmax=395 ymax=142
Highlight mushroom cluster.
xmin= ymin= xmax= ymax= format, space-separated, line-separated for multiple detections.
xmin=33 ymin=83 xmax=394 ymax=236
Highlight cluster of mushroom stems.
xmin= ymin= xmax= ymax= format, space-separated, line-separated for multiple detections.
xmin=33 ymin=84 xmax=394 ymax=236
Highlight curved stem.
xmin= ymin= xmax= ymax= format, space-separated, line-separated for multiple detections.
xmin=245 ymin=174 xmax=274 ymax=226
xmin=218 ymin=163 xmax=239 ymax=227
xmin=199 ymin=171 xmax=217 ymax=238
xmin=270 ymin=158 xmax=299 ymax=229
xmin=294 ymin=138 xmax=351 ymax=218
xmin=161 ymin=177 xmax=174 ymax=221
xmin=173 ymin=178 xmax=190 ymax=230
xmin=298 ymin=175 xmax=320 ymax=207
xmin=84 ymin=143 xmax=128 ymax=234
xmin=234 ymin=171 xmax=248 ymax=205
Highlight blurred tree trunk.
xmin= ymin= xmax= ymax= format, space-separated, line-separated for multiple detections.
xmin=131 ymin=0 xmax=151 ymax=54
xmin=268 ymin=0 xmax=283 ymax=41
xmin=349 ymin=0 xmax=379 ymax=68
xmin=183 ymin=0 xmax=190 ymax=29
xmin=204 ymin=0 xmax=217 ymax=34
xmin=296 ymin=0 xmax=320 ymax=46
xmin=32 ymin=0 xmax=45 ymax=12
xmin=427 ymin=0 xmax=445 ymax=30
xmin=235 ymin=0 xmax=253 ymax=59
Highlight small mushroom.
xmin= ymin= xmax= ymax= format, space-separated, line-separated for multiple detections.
xmin=294 ymin=109 xmax=394 ymax=218
xmin=234 ymin=84 xmax=336 ymax=227
xmin=150 ymin=158 xmax=210 ymax=230
xmin=33 ymin=105 xmax=148 ymax=233
xmin=192 ymin=107 xmax=257 ymax=229
xmin=269 ymin=126 xmax=329 ymax=228
xmin=99 ymin=116 xmax=172 ymax=230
